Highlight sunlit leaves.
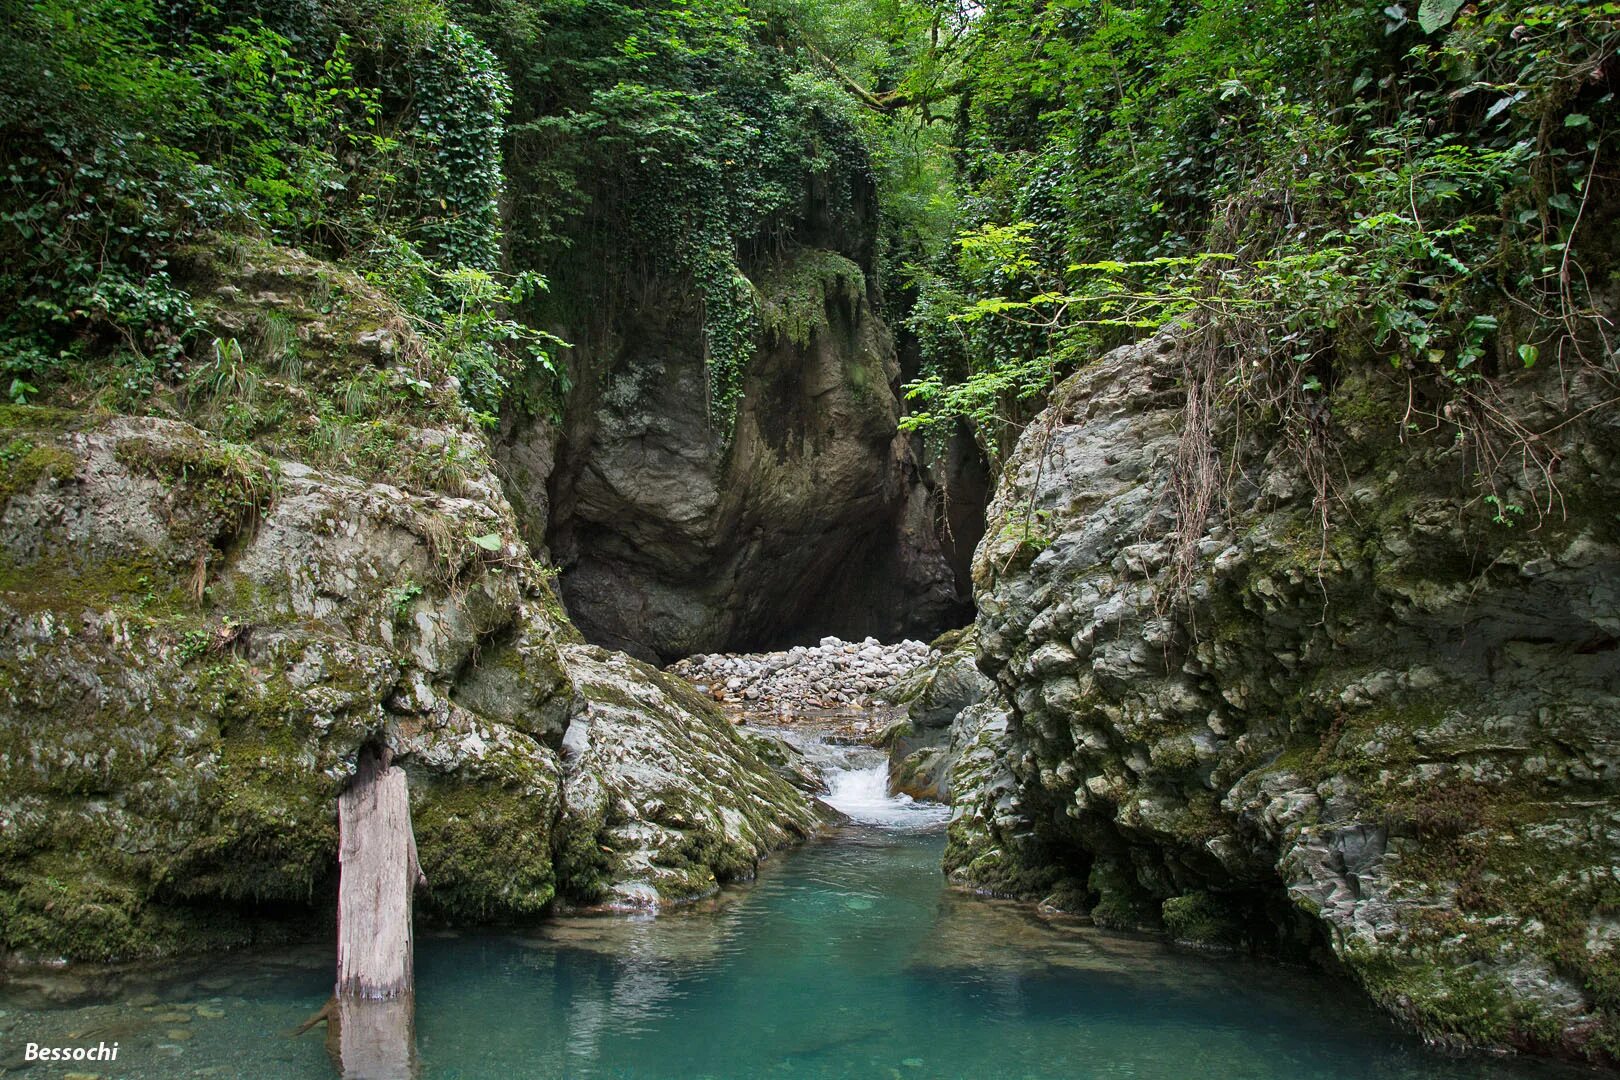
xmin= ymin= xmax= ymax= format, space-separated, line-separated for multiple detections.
xmin=1417 ymin=0 xmax=1466 ymax=34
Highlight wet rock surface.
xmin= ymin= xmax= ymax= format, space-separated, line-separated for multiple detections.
xmin=952 ymin=329 xmax=1620 ymax=1059
xmin=879 ymin=627 xmax=996 ymax=801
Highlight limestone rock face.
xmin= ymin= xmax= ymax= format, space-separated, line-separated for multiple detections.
xmin=0 ymin=243 xmax=814 ymax=963
xmin=554 ymin=645 xmax=819 ymax=909
xmin=536 ymin=247 xmax=976 ymax=663
xmin=958 ymin=330 xmax=1620 ymax=1057
xmin=882 ymin=628 xmax=995 ymax=801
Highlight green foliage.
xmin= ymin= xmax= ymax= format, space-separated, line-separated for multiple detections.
xmin=0 ymin=0 xmax=557 ymax=421
xmin=389 ymin=579 xmax=424 ymax=623
xmin=757 ymin=249 xmax=866 ymax=346
xmin=183 ymin=21 xmax=389 ymax=239
xmin=452 ymin=0 xmax=882 ymax=429
xmin=902 ymin=0 xmax=1620 ymax=505
xmin=0 ymin=0 xmax=968 ymax=436
xmin=406 ymin=22 xmax=511 ymax=270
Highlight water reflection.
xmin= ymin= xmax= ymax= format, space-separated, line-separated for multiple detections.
xmin=0 ymin=817 xmax=1600 ymax=1079
xmin=329 ymin=995 xmax=420 ymax=1080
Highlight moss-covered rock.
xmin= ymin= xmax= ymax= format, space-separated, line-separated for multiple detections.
xmin=553 ymin=645 xmax=818 ymax=909
xmin=1161 ymin=891 xmax=1247 ymax=948
xmin=0 ymin=240 xmax=817 ymax=964
xmin=882 ymin=627 xmax=993 ymax=800
xmin=960 ymin=329 xmax=1620 ymax=1062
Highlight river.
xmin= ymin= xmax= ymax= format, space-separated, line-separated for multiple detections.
xmin=0 ymin=743 xmax=1590 ymax=1079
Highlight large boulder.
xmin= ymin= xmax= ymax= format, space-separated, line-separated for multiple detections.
xmin=553 ymin=645 xmax=819 ymax=909
xmin=0 ymin=242 xmax=814 ymax=963
xmin=958 ymin=330 xmax=1620 ymax=1058
xmin=883 ymin=627 xmax=995 ymax=800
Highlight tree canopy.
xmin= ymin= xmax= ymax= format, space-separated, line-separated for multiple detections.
xmin=2 ymin=0 xmax=1614 ymax=495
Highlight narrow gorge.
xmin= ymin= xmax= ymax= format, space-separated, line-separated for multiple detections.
xmin=1 ymin=1 xmax=1618 ymax=1077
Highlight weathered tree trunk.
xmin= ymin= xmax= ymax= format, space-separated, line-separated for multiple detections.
xmin=336 ymin=743 xmax=422 ymax=999
xmin=297 ymin=743 xmax=425 ymax=1078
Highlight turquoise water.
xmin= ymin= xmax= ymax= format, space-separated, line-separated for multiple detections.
xmin=0 ymin=807 xmax=1595 ymax=1079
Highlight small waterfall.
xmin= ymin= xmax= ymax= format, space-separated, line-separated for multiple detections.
xmin=797 ymin=739 xmax=949 ymax=830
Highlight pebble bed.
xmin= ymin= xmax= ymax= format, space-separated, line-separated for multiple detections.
xmin=667 ymin=636 xmax=935 ymax=713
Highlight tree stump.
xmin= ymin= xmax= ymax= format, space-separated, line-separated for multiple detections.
xmin=336 ymin=743 xmax=423 ymax=999
xmin=300 ymin=742 xmax=427 ymax=1077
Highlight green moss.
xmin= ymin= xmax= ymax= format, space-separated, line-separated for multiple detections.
xmin=1327 ymin=370 xmax=1403 ymax=437
xmin=159 ymin=237 xmax=487 ymax=497
xmin=412 ymin=778 xmax=557 ymax=920
xmin=1086 ymin=856 xmax=1162 ymax=931
xmin=648 ymin=667 xmax=731 ymax=724
xmin=943 ymin=816 xmax=1074 ymax=901
xmin=150 ymin=660 xmax=337 ymax=904
xmin=644 ymin=795 xmax=752 ymax=896
xmin=555 ymin=795 xmax=614 ymax=904
xmin=0 ymin=854 xmax=154 ymax=961
xmin=0 ymin=842 xmax=319 ymax=963
xmin=756 ymin=249 xmax=865 ymax=347
xmin=1347 ymin=947 xmax=1513 ymax=1047
xmin=1258 ymin=696 xmax=1451 ymax=796
xmin=1162 ymin=891 xmax=1246 ymax=948
xmin=0 ymin=402 xmax=81 ymax=433
xmin=0 ymin=436 xmax=76 ymax=503
xmin=114 ymin=431 xmax=277 ymax=549
xmin=0 ymin=548 xmax=191 ymax=619
xmin=1147 ymin=734 xmax=1199 ymax=772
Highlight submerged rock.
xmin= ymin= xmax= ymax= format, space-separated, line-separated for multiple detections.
xmin=956 ymin=329 xmax=1620 ymax=1058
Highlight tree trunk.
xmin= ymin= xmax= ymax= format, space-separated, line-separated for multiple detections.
xmin=336 ymin=744 xmax=423 ymax=1000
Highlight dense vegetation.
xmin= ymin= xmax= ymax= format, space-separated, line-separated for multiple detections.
xmin=3 ymin=1 xmax=1619 ymax=1058
xmin=898 ymin=2 xmax=1618 ymax=545
xmin=2 ymin=0 xmax=1614 ymax=502
xmin=0 ymin=0 xmax=948 ymax=434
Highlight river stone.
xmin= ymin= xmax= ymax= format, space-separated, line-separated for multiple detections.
xmin=669 ymin=636 xmax=935 ymax=715
xmin=955 ymin=327 xmax=1620 ymax=1059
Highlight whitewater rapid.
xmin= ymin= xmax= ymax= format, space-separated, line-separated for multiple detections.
xmin=800 ymin=740 xmax=949 ymax=830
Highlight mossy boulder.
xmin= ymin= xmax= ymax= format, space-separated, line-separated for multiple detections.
xmin=553 ymin=645 xmax=819 ymax=909
xmin=0 ymin=241 xmax=817 ymax=964
xmin=884 ymin=626 xmax=994 ymax=800
xmin=960 ymin=329 xmax=1620 ymax=1061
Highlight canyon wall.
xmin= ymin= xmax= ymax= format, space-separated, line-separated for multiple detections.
xmin=517 ymin=217 xmax=981 ymax=664
xmin=946 ymin=330 xmax=1620 ymax=1059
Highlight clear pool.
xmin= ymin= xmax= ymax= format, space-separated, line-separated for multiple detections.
xmin=0 ymin=763 xmax=1593 ymax=1080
